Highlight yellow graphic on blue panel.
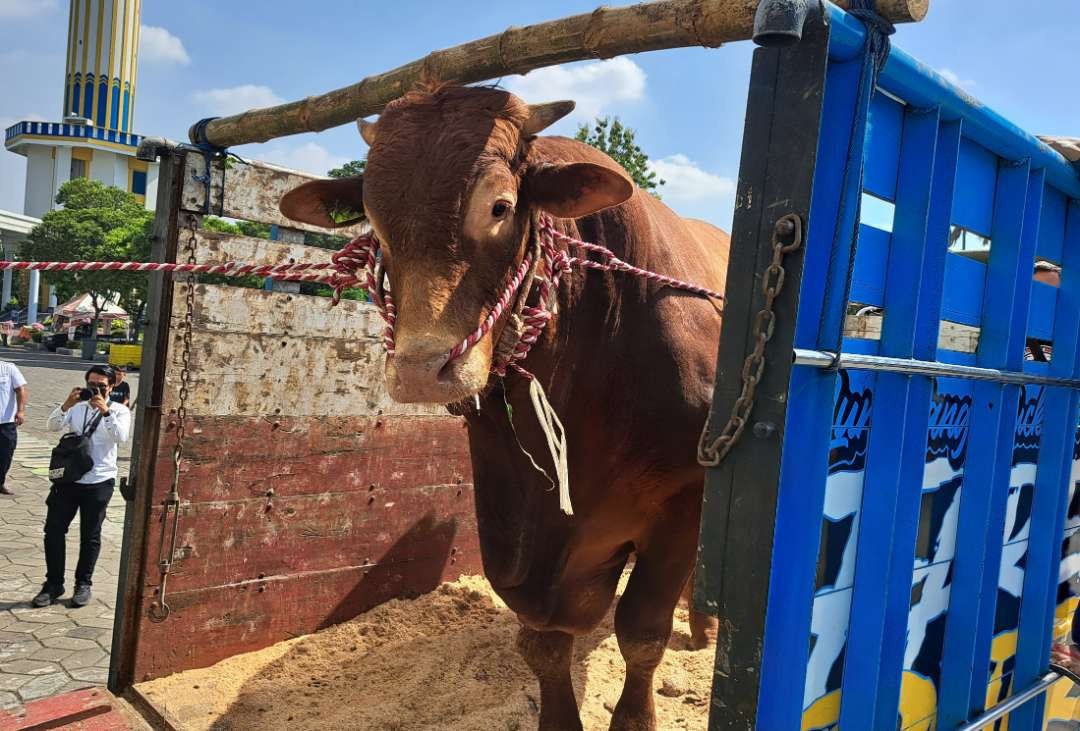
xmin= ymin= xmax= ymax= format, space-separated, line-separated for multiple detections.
xmin=1046 ymin=429 xmax=1080 ymax=731
xmin=801 ymin=371 xmax=872 ymax=730
xmin=895 ymin=382 xmax=972 ymax=731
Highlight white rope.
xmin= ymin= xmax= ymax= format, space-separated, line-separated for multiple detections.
xmin=528 ymin=378 xmax=573 ymax=516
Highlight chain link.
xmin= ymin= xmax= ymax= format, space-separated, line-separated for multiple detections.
xmin=697 ymin=213 xmax=804 ymax=467
xmin=149 ymin=214 xmax=198 ymax=622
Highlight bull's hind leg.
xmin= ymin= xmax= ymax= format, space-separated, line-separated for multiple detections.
xmin=516 ymin=627 xmax=583 ymax=731
xmin=611 ymin=489 xmax=702 ymax=731
xmin=682 ymin=571 xmax=719 ymax=650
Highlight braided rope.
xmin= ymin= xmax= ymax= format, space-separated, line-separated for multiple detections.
xmin=6 ymin=213 xmax=723 ymax=374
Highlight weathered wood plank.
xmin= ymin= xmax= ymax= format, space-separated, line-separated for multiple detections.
xmin=181 ymin=156 xmax=366 ymax=235
xmin=146 ymin=484 xmax=479 ymax=594
xmin=193 ymin=0 xmax=928 ymax=149
xmin=132 ymin=546 xmax=481 ymax=682
xmin=163 ymin=284 xmax=439 ymax=417
xmin=149 ymin=415 xmax=470 ymax=505
xmin=844 ymin=312 xmax=980 ymax=353
xmin=191 ymin=229 xmax=335 ymax=269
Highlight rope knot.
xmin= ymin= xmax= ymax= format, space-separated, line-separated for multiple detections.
xmin=848 ymin=1 xmax=895 ymax=72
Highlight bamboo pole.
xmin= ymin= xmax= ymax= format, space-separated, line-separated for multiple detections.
xmin=191 ymin=0 xmax=928 ymax=149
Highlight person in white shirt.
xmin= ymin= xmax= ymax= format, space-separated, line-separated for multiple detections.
xmin=0 ymin=360 xmax=28 ymax=496
xmin=34 ymin=365 xmax=131 ymax=608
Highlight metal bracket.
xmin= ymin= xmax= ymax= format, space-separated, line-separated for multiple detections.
xmin=753 ymin=0 xmax=812 ymax=47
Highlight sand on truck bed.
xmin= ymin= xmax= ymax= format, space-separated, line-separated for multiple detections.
xmin=135 ymin=574 xmax=716 ymax=730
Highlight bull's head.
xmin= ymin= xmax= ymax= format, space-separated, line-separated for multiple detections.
xmin=279 ymin=86 xmax=633 ymax=405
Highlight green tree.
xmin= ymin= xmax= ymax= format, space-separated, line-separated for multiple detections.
xmin=21 ymin=178 xmax=152 ymax=339
xmin=575 ymin=117 xmax=664 ymax=196
xmin=328 ymin=159 xmax=365 ymax=178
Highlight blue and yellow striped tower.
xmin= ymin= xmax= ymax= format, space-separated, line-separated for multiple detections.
xmin=63 ymin=0 xmax=142 ymax=134
xmin=4 ymin=0 xmax=155 ymax=220
xmin=3 ymin=0 xmax=159 ymax=322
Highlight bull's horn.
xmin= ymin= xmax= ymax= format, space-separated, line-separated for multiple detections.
xmin=522 ymin=101 xmax=576 ymax=136
xmin=357 ymin=118 xmax=378 ymax=146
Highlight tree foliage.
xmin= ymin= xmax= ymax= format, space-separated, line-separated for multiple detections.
xmin=575 ymin=117 xmax=664 ymax=196
xmin=21 ymin=178 xmax=152 ymax=338
xmin=328 ymin=159 xmax=366 ymax=179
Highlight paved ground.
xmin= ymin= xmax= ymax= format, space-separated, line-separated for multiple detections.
xmin=0 ymin=347 xmax=138 ymax=710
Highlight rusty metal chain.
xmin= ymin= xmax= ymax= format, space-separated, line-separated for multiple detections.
xmin=149 ymin=215 xmax=198 ymax=622
xmin=697 ymin=213 xmax=804 ymax=467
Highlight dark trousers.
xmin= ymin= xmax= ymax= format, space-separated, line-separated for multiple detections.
xmin=43 ymin=480 xmax=114 ymax=589
xmin=0 ymin=422 xmax=15 ymax=486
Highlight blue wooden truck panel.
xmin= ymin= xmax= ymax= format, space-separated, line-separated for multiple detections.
xmin=761 ymin=6 xmax=1080 ymax=730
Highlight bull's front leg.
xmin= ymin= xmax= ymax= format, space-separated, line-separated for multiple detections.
xmin=516 ymin=626 xmax=583 ymax=731
xmin=611 ymin=488 xmax=703 ymax=731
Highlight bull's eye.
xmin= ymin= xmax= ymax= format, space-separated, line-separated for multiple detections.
xmin=491 ymin=201 xmax=513 ymax=219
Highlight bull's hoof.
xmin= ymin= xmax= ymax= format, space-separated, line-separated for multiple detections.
xmin=688 ymin=630 xmax=716 ymax=651
xmin=688 ymin=613 xmax=718 ymax=651
xmin=609 ymin=702 xmax=656 ymax=731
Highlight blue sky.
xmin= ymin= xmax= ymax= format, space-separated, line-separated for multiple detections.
xmin=2 ymin=0 xmax=1079 ymax=229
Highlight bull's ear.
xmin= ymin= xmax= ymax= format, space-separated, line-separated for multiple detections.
xmin=279 ymin=177 xmax=365 ymax=228
xmin=525 ymin=162 xmax=634 ymax=219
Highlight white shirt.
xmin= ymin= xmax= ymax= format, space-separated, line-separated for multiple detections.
xmin=0 ymin=361 xmax=27 ymax=424
xmin=48 ymin=401 xmax=131 ymax=484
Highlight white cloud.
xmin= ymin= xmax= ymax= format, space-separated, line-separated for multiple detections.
xmin=649 ymin=154 xmax=735 ymax=204
xmin=244 ymin=142 xmax=349 ymax=176
xmin=139 ymin=25 xmax=190 ymax=65
xmin=939 ymin=68 xmax=976 ymax=90
xmin=504 ymin=58 xmax=646 ymax=123
xmin=0 ymin=0 xmax=55 ymax=19
xmin=647 ymin=154 xmax=735 ymax=227
xmin=191 ymin=85 xmax=284 ymax=117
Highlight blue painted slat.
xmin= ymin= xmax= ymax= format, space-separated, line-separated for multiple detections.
xmin=913 ymin=120 xmax=963 ymax=361
xmin=758 ymin=48 xmax=865 ymax=731
xmin=951 ymin=138 xmax=999 ymax=236
xmin=841 ymin=105 xmax=940 ymax=730
xmin=757 ymin=367 xmax=836 ymax=730
xmin=941 ymin=253 xmax=987 ymax=327
xmin=967 ymin=160 xmax=1038 ymax=717
xmin=864 ymin=92 xmax=904 ymax=201
xmin=1037 ymin=186 xmax=1067 ymax=264
xmin=1010 ymin=199 xmax=1080 ymax=730
xmin=937 ymin=380 xmax=1015 ymax=727
xmin=872 ymin=110 xmax=963 ymax=730
xmin=794 ymin=57 xmax=863 ymax=351
xmin=1027 ymin=280 xmax=1058 ymax=342
xmin=937 ymin=159 xmax=1034 ymax=727
xmin=849 ymin=224 xmax=890 ymax=307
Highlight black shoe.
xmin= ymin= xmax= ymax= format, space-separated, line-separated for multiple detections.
xmin=71 ymin=584 xmax=92 ymax=607
xmin=32 ymin=585 xmax=63 ymax=607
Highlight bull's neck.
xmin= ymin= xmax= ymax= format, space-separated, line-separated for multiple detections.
xmin=516 ymin=211 xmax=660 ymax=389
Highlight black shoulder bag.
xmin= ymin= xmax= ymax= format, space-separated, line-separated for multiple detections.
xmin=49 ymin=410 xmax=104 ymax=483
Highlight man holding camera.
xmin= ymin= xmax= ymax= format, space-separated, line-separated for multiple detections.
xmin=33 ymin=365 xmax=131 ymax=608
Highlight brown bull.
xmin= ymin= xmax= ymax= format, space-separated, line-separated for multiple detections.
xmin=280 ymin=85 xmax=729 ymax=731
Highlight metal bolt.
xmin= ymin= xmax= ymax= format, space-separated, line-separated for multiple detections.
xmin=775 ymin=218 xmax=796 ymax=237
xmin=753 ymin=421 xmax=777 ymax=439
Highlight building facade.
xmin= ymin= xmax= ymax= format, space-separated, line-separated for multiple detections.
xmin=4 ymin=0 xmax=158 ymax=220
xmin=2 ymin=0 xmax=157 ymax=322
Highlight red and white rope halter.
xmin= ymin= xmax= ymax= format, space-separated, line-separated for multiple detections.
xmin=332 ymin=213 xmax=724 ymax=379
xmin=0 ymin=213 xmax=723 ymax=378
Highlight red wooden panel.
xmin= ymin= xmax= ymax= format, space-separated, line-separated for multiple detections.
xmin=0 ymin=688 xmax=123 ymax=731
xmin=149 ymin=415 xmax=470 ymax=503
xmin=146 ymin=481 xmax=478 ymax=593
xmin=132 ymin=534 xmax=481 ymax=681
xmin=131 ymin=414 xmax=479 ymax=681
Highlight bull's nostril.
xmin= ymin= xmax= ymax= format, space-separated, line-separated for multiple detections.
xmin=436 ymin=353 xmax=459 ymax=383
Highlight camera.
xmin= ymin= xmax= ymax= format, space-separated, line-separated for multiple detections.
xmin=78 ymin=385 xmax=107 ymax=401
